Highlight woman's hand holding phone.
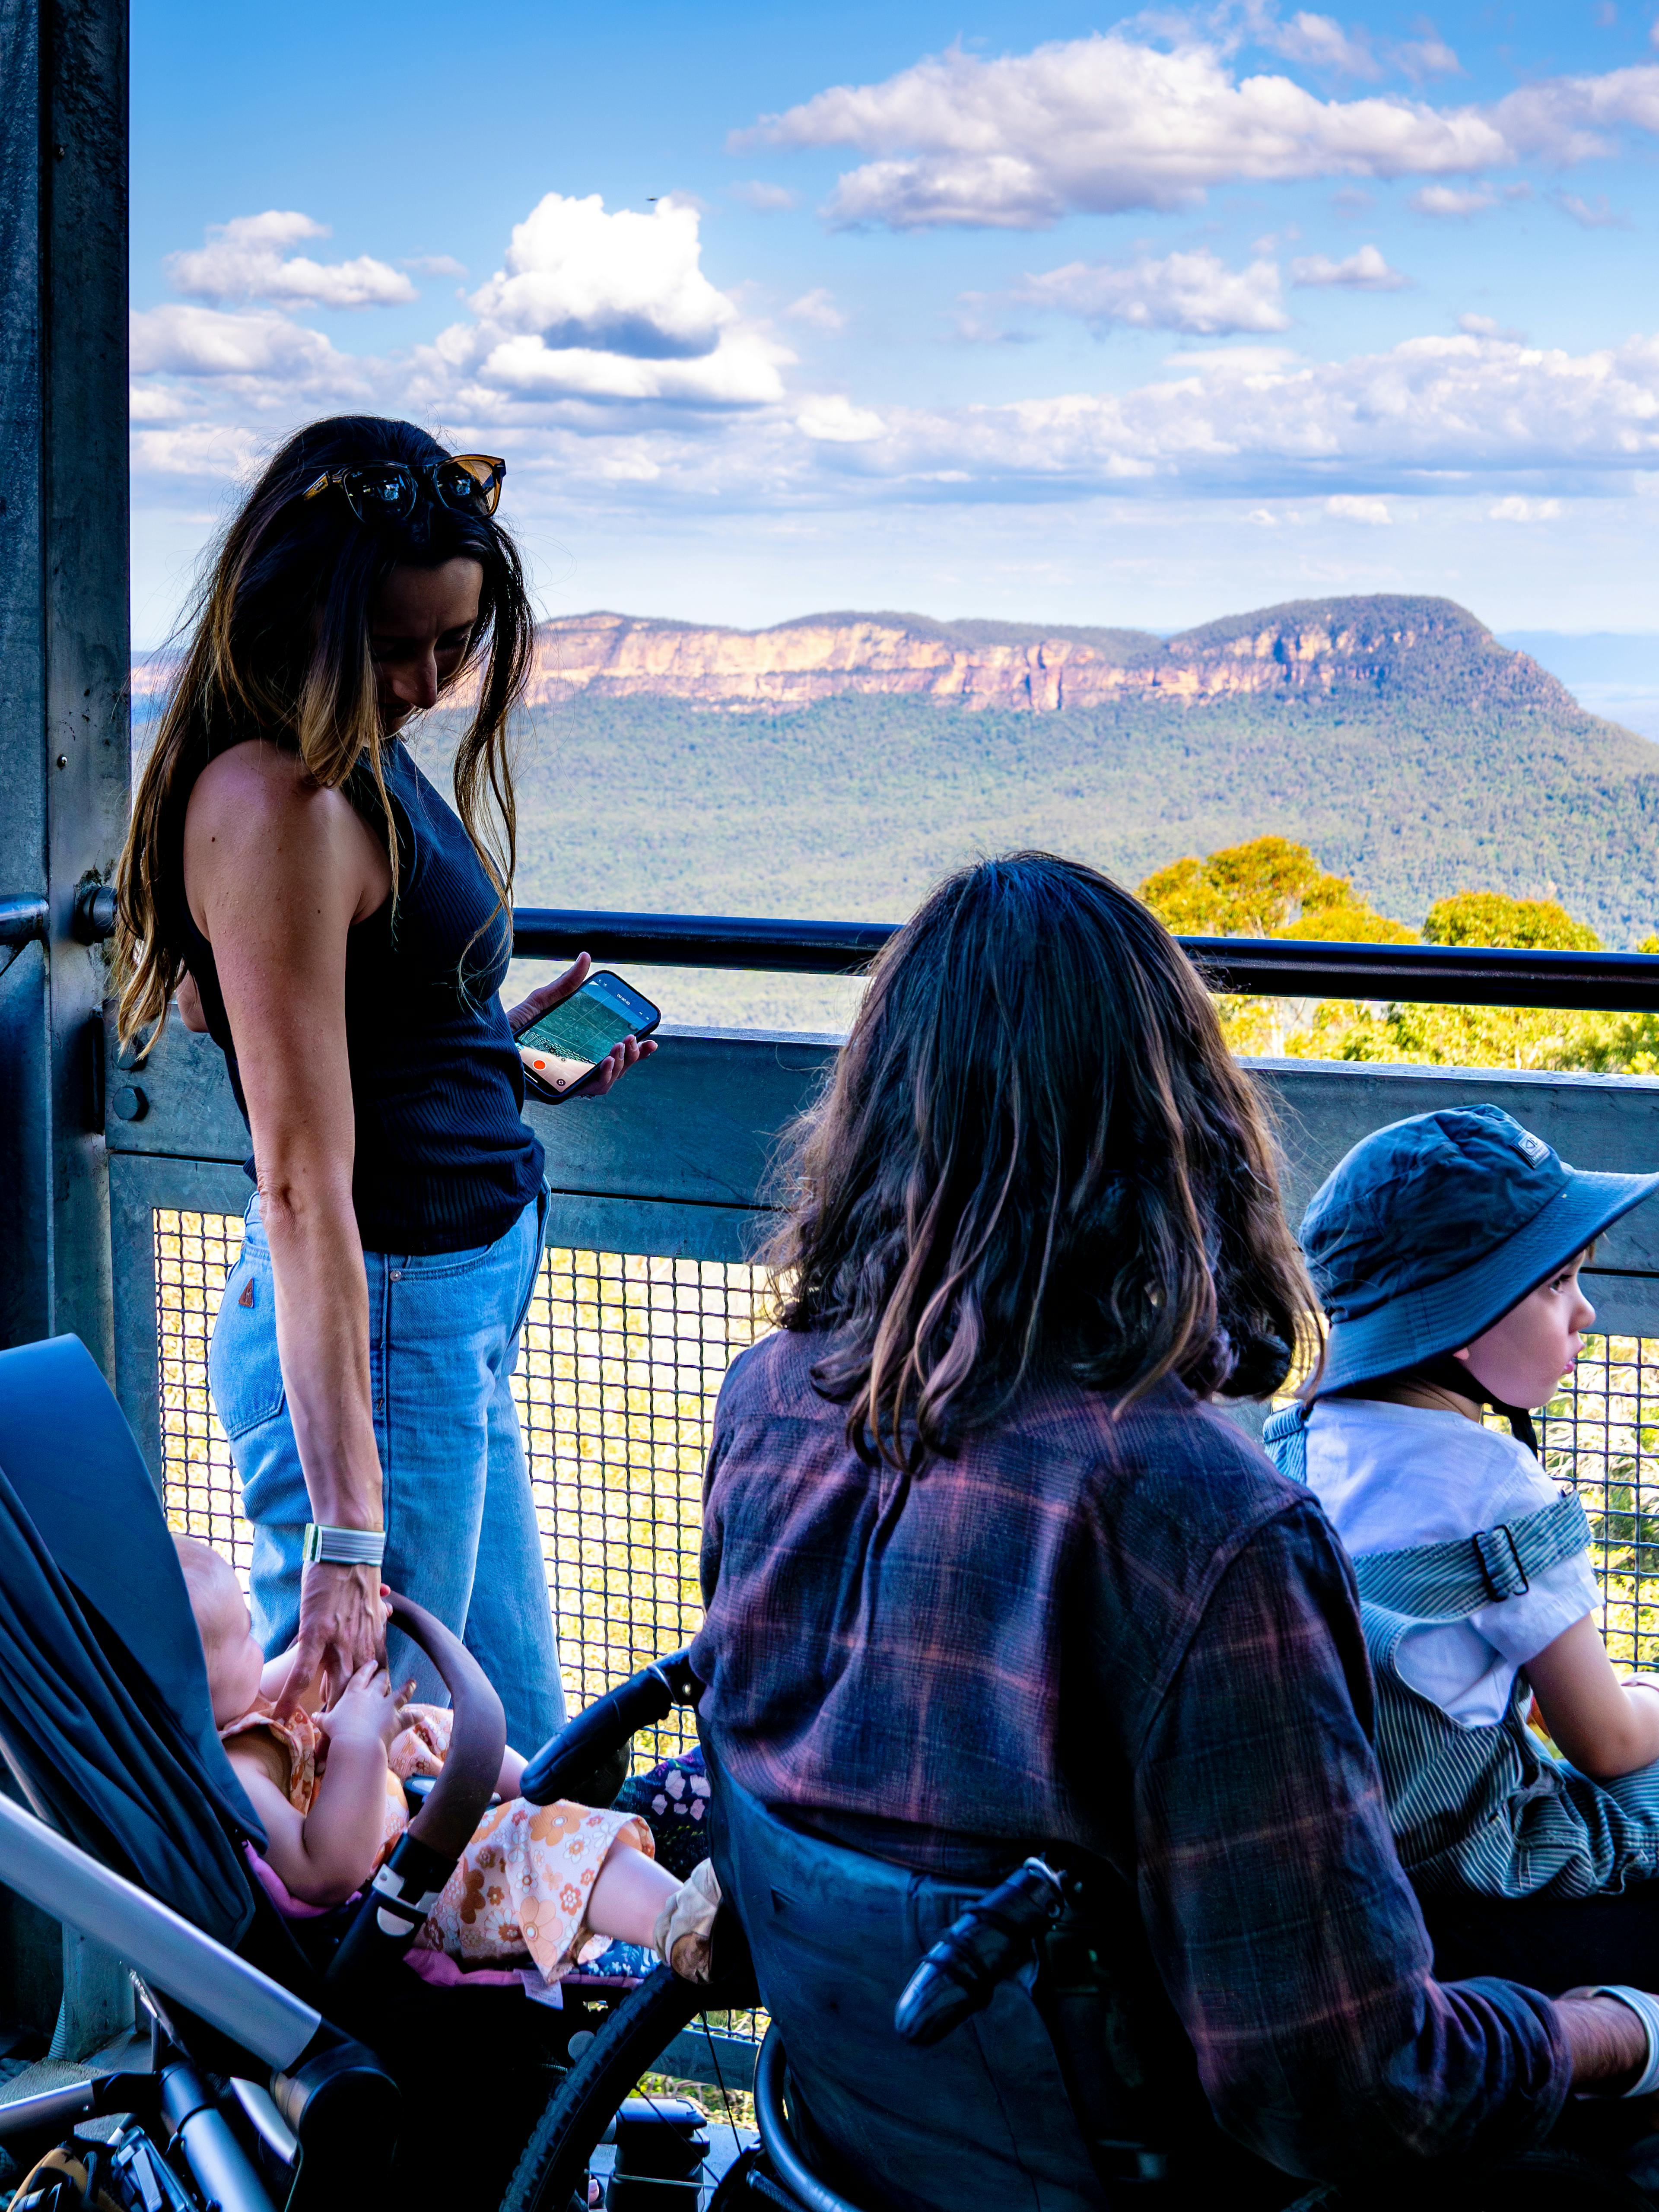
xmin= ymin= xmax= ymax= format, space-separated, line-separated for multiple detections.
xmin=506 ymin=951 xmax=658 ymax=1102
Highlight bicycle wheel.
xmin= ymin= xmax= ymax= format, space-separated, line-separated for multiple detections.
xmin=498 ymin=1966 xmax=711 ymax=2212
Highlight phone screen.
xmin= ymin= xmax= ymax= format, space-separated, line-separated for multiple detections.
xmin=518 ymin=978 xmax=645 ymax=1096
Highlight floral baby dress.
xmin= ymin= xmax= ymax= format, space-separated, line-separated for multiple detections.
xmin=221 ymin=1699 xmax=652 ymax=1982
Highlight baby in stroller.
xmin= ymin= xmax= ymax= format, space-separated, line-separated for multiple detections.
xmin=175 ymin=1535 xmax=719 ymax=1990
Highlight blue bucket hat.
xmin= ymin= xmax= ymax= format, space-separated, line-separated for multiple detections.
xmin=1302 ymin=1106 xmax=1659 ymax=1397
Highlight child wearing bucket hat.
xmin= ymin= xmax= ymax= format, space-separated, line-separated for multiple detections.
xmin=1264 ymin=1105 xmax=1659 ymax=1969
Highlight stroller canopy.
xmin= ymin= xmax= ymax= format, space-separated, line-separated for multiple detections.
xmin=0 ymin=1335 xmax=262 ymax=1944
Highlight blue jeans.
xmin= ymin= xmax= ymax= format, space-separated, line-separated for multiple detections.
xmin=207 ymin=1185 xmax=567 ymax=1754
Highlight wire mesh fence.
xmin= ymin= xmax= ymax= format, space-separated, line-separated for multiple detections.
xmin=155 ymin=1209 xmax=1659 ymax=1694
xmin=145 ymin=1213 xmax=1659 ymax=2085
xmin=517 ymin=1245 xmax=769 ymax=1766
xmin=153 ymin=1211 xmax=769 ymax=1760
xmin=1541 ymin=1337 xmax=1659 ymax=1675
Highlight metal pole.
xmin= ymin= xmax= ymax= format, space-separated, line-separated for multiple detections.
xmin=0 ymin=0 xmax=131 ymax=2053
xmin=0 ymin=0 xmax=130 ymax=1370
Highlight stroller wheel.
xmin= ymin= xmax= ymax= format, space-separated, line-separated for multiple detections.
xmin=499 ymin=1965 xmax=709 ymax=2212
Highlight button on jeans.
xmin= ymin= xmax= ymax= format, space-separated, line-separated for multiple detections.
xmin=208 ymin=1184 xmax=567 ymax=1754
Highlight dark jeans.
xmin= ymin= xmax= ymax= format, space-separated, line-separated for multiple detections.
xmin=1425 ymin=1882 xmax=1659 ymax=1994
xmin=709 ymin=1757 xmax=1302 ymax=2212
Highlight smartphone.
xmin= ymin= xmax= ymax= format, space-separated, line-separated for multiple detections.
xmin=517 ymin=970 xmax=661 ymax=1103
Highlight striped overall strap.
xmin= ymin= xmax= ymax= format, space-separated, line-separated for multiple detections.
xmin=1262 ymin=1400 xmax=1593 ymax=1621
xmin=1352 ymin=1491 xmax=1592 ymax=1621
xmin=1261 ymin=1402 xmax=1311 ymax=1484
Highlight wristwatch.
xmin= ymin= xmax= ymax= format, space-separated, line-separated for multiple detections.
xmin=302 ymin=1523 xmax=386 ymax=1568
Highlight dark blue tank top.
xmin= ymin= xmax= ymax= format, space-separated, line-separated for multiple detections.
xmin=175 ymin=738 xmax=544 ymax=1255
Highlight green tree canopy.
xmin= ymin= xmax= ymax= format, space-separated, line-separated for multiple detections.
xmin=1138 ymin=836 xmax=1414 ymax=942
xmin=1422 ymin=891 xmax=1601 ymax=952
xmin=1139 ymin=837 xmax=1656 ymax=1072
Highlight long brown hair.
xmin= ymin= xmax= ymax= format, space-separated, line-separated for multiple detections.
xmin=115 ymin=416 xmax=535 ymax=1049
xmin=767 ymin=852 xmax=1317 ymax=1465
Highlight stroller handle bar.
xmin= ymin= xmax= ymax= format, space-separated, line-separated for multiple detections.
xmin=0 ymin=1790 xmax=320 ymax=2071
xmin=520 ymin=1648 xmax=701 ymax=1805
xmin=384 ymin=1589 xmax=505 ymax=1861
xmin=317 ymin=1590 xmax=508 ymax=1992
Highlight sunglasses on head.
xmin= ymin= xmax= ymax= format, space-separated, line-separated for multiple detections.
xmin=302 ymin=453 xmax=505 ymax=525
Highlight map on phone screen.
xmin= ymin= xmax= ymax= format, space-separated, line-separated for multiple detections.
xmin=517 ymin=987 xmax=636 ymax=1094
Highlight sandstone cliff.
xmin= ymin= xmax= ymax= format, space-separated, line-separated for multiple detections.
xmin=524 ymin=595 xmax=1571 ymax=715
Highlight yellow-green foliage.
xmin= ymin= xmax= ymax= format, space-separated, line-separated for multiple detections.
xmin=1138 ymin=835 xmax=1412 ymax=942
xmin=1138 ymin=837 xmax=1415 ymax=1054
xmin=1139 ymin=839 xmax=1659 ymax=1071
xmin=1423 ymin=891 xmax=1600 ymax=953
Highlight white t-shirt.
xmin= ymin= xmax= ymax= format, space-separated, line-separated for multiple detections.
xmin=1303 ymin=1397 xmax=1599 ymax=1729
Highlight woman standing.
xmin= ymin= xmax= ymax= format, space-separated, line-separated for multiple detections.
xmin=114 ymin=415 xmax=650 ymax=1751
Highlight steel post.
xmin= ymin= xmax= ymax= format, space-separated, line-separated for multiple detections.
xmin=0 ymin=0 xmax=130 ymax=2048
xmin=0 ymin=0 xmax=130 ymax=1370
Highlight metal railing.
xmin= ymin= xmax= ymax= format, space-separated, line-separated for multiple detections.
xmin=59 ymin=884 xmax=1659 ymax=1010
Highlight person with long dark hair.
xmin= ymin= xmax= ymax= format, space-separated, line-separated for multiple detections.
xmin=688 ymin=853 xmax=1659 ymax=2204
xmin=114 ymin=416 xmax=651 ymax=1751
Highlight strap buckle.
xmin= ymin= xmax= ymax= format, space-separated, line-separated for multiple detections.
xmin=1473 ymin=1523 xmax=1529 ymax=1601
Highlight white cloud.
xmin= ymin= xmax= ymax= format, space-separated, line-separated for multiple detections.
xmin=796 ymin=395 xmax=887 ymax=442
xmin=1486 ymin=65 xmax=1659 ymax=163
xmin=1553 ymin=191 xmax=1627 ymax=228
xmin=129 ymin=303 xmax=367 ymax=389
xmin=1160 ymin=344 xmax=1304 ymax=376
xmin=1393 ymin=30 xmax=1462 ymax=80
xmin=1325 ymin=493 xmax=1392 ymax=522
xmin=1016 ymin=249 xmax=1288 ymax=335
xmin=128 ymin=384 xmax=188 ymax=423
xmin=1488 ymin=495 xmax=1562 ymax=521
xmin=130 ymin=424 xmax=266 ymax=479
xmin=737 ymin=33 xmax=1534 ymax=230
xmin=402 ymin=253 xmax=468 ymax=278
xmin=785 ymin=288 xmax=846 ymax=331
xmin=1290 ymin=242 xmax=1408 ymax=289
xmin=770 ymin=327 xmax=1659 ymax=499
xmin=1410 ymin=184 xmax=1497 ymax=216
xmin=1457 ymin=311 xmax=1525 ymax=341
xmin=166 ymin=212 xmax=417 ymax=308
xmin=428 ymin=192 xmax=791 ymax=410
xmin=731 ymin=180 xmax=798 ymax=211
xmin=1262 ymin=13 xmax=1380 ymax=79
xmin=465 ymin=194 xmax=733 ymax=359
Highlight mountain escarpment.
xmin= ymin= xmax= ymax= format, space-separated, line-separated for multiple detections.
xmin=525 ymin=595 xmax=1574 ymax=716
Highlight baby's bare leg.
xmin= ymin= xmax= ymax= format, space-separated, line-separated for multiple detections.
xmin=585 ymin=1834 xmax=681 ymax=1948
xmin=586 ymin=1837 xmax=722 ymax=1982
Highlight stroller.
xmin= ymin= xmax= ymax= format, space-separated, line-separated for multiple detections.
xmin=0 ymin=1334 xmax=653 ymax=2209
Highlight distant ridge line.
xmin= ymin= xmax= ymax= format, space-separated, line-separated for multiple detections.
xmin=521 ymin=594 xmax=1577 ymax=716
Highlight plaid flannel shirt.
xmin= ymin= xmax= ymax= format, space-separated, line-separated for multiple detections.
xmin=690 ymin=1328 xmax=1569 ymax=2183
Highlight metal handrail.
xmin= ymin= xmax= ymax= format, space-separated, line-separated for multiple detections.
xmin=26 ymin=889 xmax=1659 ymax=1013
xmin=0 ymin=896 xmax=48 ymax=949
xmin=514 ymin=909 xmax=1659 ymax=1014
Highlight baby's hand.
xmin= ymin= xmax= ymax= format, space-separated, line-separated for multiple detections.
xmin=316 ymin=1662 xmax=402 ymax=1753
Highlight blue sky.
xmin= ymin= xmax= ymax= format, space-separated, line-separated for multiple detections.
xmin=131 ymin=1 xmax=1659 ymax=645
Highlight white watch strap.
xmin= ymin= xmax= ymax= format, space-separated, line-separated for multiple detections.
xmin=302 ymin=1523 xmax=385 ymax=1568
xmin=1588 ymin=1985 xmax=1659 ymax=2098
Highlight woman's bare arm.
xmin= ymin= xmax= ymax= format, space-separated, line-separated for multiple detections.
xmin=184 ymin=740 xmax=391 ymax=1710
xmin=1526 ymin=1613 xmax=1659 ymax=1779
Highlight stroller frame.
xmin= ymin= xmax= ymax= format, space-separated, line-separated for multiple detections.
xmin=0 ymin=1336 xmax=640 ymax=2208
